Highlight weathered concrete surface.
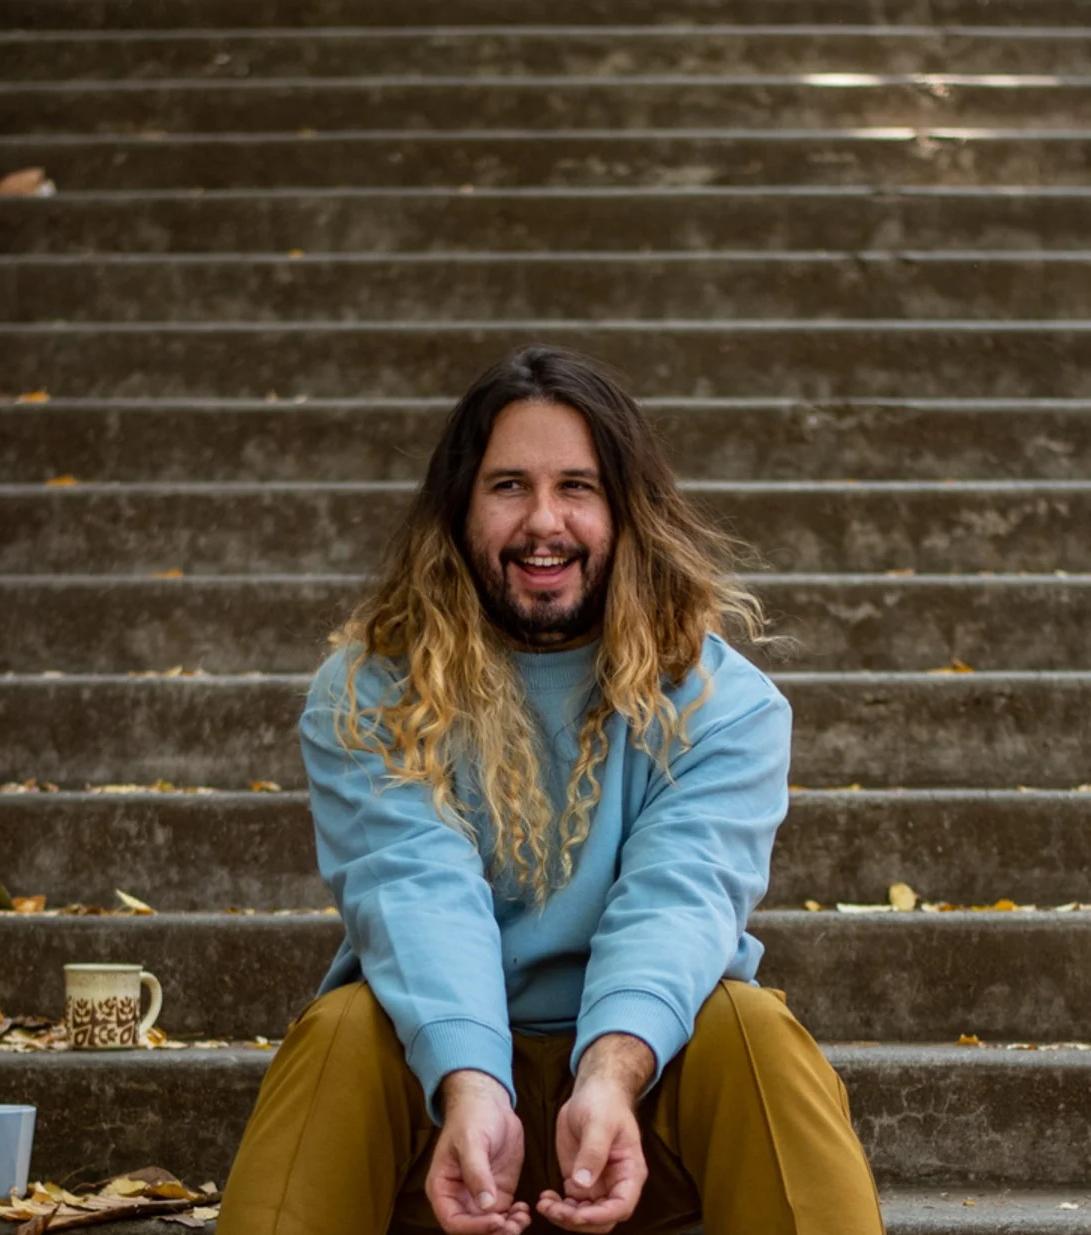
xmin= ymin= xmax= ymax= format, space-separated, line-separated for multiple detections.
xmin=2 ymin=1047 xmax=1088 ymax=1186
xmin=48 ymin=1189 xmax=1091 ymax=1235
xmin=4 ymin=0 xmax=1089 ymax=29
xmin=7 ymin=322 xmax=1091 ymax=400
xmin=6 ymin=575 xmax=1091 ymax=673
xmin=7 ymin=30 xmax=1091 ymax=81
xmin=3 ymin=911 xmax=1088 ymax=1041
xmin=3 ymin=132 xmax=1088 ymax=191
xmin=0 ymin=792 xmax=328 ymax=911
xmin=7 ymin=400 xmax=1091 ymax=483
xmin=5 ymin=789 xmax=1089 ymax=912
xmin=8 ymin=78 xmax=1091 ymax=136
xmin=14 ymin=253 xmax=1091 ymax=323
xmin=6 ymin=481 xmax=1091 ymax=574
xmin=6 ymin=190 xmax=1091 ymax=256
xmin=3 ymin=672 xmax=1090 ymax=789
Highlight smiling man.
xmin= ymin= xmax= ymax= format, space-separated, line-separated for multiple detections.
xmin=217 ymin=346 xmax=886 ymax=1235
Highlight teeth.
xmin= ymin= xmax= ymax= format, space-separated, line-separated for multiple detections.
xmin=520 ymin=556 xmax=570 ymax=568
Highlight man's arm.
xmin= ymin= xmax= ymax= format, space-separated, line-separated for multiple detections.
xmin=570 ymin=671 xmax=793 ymax=1099
xmin=300 ymin=647 xmax=515 ymax=1125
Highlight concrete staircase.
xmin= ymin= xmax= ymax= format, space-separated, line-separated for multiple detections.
xmin=2 ymin=2 xmax=1090 ymax=1231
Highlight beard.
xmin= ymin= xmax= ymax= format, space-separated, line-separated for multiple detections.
xmin=464 ymin=539 xmax=612 ymax=647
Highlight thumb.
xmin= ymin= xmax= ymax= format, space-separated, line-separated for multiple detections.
xmin=569 ymin=1125 xmax=614 ymax=1190
xmin=457 ymin=1141 xmax=499 ymax=1211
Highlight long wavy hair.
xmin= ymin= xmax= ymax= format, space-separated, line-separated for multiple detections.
xmin=329 ymin=345 xmax=788 ymax=907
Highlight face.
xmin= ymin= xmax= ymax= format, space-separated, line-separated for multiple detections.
xmin=463 ymin=399 xmax=615 ymax=651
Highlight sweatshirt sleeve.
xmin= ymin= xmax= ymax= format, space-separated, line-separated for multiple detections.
xmin=299 ymin=648 xmax=514 ymax=1125
xmin=570 ymin=669 xmax=792 ymax=1094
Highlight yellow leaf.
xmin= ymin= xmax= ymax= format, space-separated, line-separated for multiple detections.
xmin=45 ymin=474 xmax=78 ymax=487
xmin=115 ymin=889 xmax=156 ymax=914
xmin=287 ymin=248 xmax=305 ymax=259
xmin=146 ymin=1181 xmax=198 ymax=1200
xmin=884 ymin=567 xmax=915 ymax=576
xmin=803 ymin=899 xmax=822 ymax=912
xmin=926 ymin=659 xmax=975 ymax=675
xmin=888 ymin=882 xmax=918 ymax=911
xmin=13 ymin=895 xmax=46 ymax=913
xmin=102 ymin=1178 xmax=147 ymax=1198
xmin=16 ymin=389 xmax=50 ymax=404
xmin=248 ymin=779 xmax=282 ymax=793
xmin=151 ymin=568 xmax=185 ymax=579
xmin=957 ymin=1034 xmax=982 ymax=1046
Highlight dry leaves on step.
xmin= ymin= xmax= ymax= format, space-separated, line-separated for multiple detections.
xmin=0 ymin=167 xmax=56 ymax=197
xmin=115 ymin=889 xmax=155 ymax=915
xmin=0 ymin=780 xmax=59 ymax=794
xmin=15 ymin=390 xmax=49 ymax=405
xmin=0 ymin=1166 xmax=220 ymax=1230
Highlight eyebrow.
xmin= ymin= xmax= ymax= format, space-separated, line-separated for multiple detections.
xmin=480 ymin=467 xmax=601 ymax=483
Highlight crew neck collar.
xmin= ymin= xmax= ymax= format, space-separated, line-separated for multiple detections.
xmin=508 ymin=637 xmax=601 ymax=690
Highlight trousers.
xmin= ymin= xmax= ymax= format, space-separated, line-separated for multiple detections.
xmin=217 ymin=979 xmax=886 ymax=1235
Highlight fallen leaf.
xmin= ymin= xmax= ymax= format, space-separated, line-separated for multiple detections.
xmin=884 ymin=567 xmax=915 ymax=576
xmin=13 ymin=895 xmax=46 ymax=913
xmin=0 ymin=167 xmax=56 ymax=197
xmin=101 ymin=1178 xmax=147 ymax=1198
xmin=151 ymin=568 xmax=185 ymax=579
xmin=197 ymin=1184 xmax=218 ymax=1196
xmin=115 ymin=889 xmax=155 ymax=915
xmin=287 ymin=248 xmax=305 ymax=259
xmin=1059 ymin=1202 xmax=1081 ymax=1210
xmin=44 ymin=475 xmax=78 ymax=487
xmin=836 ymin=903 xmax=893 ymax=913
xmin=962 ymin=1198 xmax=977 ymax=1207
xmin=925 ymin=659 xmax=974 ymax=675
xmin=958 ymin=1034 xmax=983 ymax=1046
xmin=888 ymin=882 xmax=918 ymax=911
xmin=248 ymin=780 xmax=282 ymax=793
xmin=803 ymin=899 xmax=822 ymax=912
xmin=15 ymin=390 xmax=50 ymax=404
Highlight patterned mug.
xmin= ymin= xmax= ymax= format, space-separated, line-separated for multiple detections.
xmin=63 ymin=964 xmax=163 ymax=1050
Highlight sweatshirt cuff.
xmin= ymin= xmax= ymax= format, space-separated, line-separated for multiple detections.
xmin=408 ymin=1018 xmax=516 ymax=1126
xmin=570 ymin=990 xmax=689 ymax=1100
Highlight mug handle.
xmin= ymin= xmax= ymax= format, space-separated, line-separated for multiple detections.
xmin=138 ymin=971 xmax=163 ymax=1040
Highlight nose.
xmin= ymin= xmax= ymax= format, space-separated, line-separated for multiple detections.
xmin=521 ymin=487 xmax=566 ymax=539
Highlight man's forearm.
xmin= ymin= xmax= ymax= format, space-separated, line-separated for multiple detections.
xmin=574 ymin=1033 xmax=656 ymax=1104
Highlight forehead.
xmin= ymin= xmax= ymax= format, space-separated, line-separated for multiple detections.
xmin=480 ymin=399 xmax=600 ymax=470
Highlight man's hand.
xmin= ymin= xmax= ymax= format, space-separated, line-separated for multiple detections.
xmin=536 ymin=1034 xmax=653 ymax=1233
xmin=426 ymin=1069 xmax=532 ymax=1235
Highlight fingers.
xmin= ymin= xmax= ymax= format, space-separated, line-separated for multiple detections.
xmin=431 ymin=1198 xmax=533 ymax=1235
xmin=536 ymin=1190 xmax=620 ymax=1233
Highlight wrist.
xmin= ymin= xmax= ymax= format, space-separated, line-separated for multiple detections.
xmin=574 ymin=1032 xmax=656 ymax=1104
xmin=439 ymin=1068 xmax=511 ymax=1114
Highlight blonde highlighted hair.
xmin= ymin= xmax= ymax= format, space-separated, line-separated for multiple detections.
xmin=329 ymin=346 xmax=790 ymax=907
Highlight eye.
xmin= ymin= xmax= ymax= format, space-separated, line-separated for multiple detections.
xmin=564 ymin=481 xmax=592 ymax=491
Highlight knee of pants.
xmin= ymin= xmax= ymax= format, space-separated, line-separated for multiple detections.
xmin=291 ymin=980 xmax=401 ymax=1057
xmin=692 ymin=979 xmax=795 ymax=1052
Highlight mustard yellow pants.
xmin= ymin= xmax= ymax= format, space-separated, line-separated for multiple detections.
xmin=217 ymin=979 xmax=885 ymax=1235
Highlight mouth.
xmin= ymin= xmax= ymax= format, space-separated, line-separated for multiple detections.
xmin=508 ymin=554 xmax=580 ymax=587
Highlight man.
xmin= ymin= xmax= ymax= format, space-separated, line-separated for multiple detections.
xmin=218 ymin=346 xmax=886 ymax=1234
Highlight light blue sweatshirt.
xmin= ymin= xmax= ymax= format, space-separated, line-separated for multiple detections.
xmin=299 ymin=631 xmax=792 ymax=1124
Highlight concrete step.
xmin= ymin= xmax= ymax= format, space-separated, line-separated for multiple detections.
xmin=5 ymin=574 xmax=1090 ymax=673
xmin=4 ymin=480 xmax=1090 ymax=574
xmin=4 ymin=0 xmax=1090 ymax=30
xmin=4 ymin=910 xmax=1089 ymax=1041
xmin=6 ymin=188 xmax=1091 ymax=255
xmin=3 ymin=129 xmax=1089 ymax=191
xmin=45 ymin=1189 xmax=1091 ymax=1235
xmin=13 ymin=252 xmax=1091 ymax=323
xmin=8 ymin=76 xmax=1091 ymax=136
xmin=2 ymin=671 xmax=1089 ymax=789
xmin=6 ymin=27 xmax=1091 ymax=81
xmin=4 ymin=788 xmax=1087 ymax=912
xmin=6 ymin=322 xmax=1091 ymax=398
xmin=6 ymin=399 xmax=1091 ymax=484
xmin=7 ymin=399 xmax=1091 ymax=483
xmin=1 ymin=1046 xmax=1087 ymax=1187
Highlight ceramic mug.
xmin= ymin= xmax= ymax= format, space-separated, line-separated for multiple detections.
xmin=63 ymin=963 xmax=163 ymax=1050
